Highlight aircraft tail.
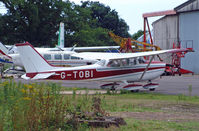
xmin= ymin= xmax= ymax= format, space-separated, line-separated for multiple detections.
xmin=0 ymin=42 xmax=9 ymax=56
xmin=15 ymin=42 xmax=58 ymax=73
xmin=0 ymin=42 xmax=12 ymax=60
xmin=57 ymin=22 xmax=64 ymax=48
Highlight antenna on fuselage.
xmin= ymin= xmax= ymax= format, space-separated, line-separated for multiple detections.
xmin=70 ymin=44 xmax=77 ymax=51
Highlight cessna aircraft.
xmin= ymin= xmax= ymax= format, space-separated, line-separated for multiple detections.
xmin=15 ymin=42 xmax=189 ymax=91
xmin=0 ymin=42 xmax=122 ymax=67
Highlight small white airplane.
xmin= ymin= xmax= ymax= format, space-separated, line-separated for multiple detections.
xmin=0 ymin=41 xmax=122 ymax=68
xmin=15 ymin=42 xmax=189 ymax=91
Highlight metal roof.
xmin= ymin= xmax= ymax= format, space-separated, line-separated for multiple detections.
xmin=174 ymin=0 xmax=198 ymax=12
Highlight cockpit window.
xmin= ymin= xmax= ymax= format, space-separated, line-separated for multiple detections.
xmin=97 ymin=59 xmax=106 ymax=66
xmin=54 ymin=54 xmax=62 ymax=60
xmin=107 ymin=60 xmax=120 ymax=67
xmin=138 ymin=57 xmax=146 ymax=64
xmin=43 ymin=54 xmax=51 ymax=60
xmin=129 ymin=58 xmax=137 ymax=65
xmin=106 ymin=57 xmax=146 ymax=67
xmin=120 ymin=59 xmax=129 ymax=66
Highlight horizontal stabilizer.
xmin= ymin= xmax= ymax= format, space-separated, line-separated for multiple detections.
xmin=0 ymin=42 xmax=9 ymax=55
xmin=32 ymin=72 xmax=55 ymax=80
xmin=22 ymin=72 xmax=55 ymax=80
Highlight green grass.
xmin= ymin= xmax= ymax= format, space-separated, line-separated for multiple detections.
xmin=88 ymin=118 xmax=199 ymax=131
xmin=1 ymin=80 xmax=199 ymax=130
xmin=116 ymin=118 xmax=199 ymax=131
xmin=100 ymin=93 xmax=199 ymax=112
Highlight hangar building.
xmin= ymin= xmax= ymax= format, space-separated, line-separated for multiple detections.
xmin=152 ymin=0 xmax=199 ymax=74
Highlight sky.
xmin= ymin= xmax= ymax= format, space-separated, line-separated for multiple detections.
xmin=70 ymin=0 xmax=187 ymax=34
xmin=0 ymin=0 xmax=188 ymax=34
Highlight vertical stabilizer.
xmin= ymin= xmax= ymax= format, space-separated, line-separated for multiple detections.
xmin=16 ymin=42 xmax=57 ymax=73
xmin=57 ymin=22 xmax=65 ymax=48
xmin=0 ymin=42 xmax=9 ymax=55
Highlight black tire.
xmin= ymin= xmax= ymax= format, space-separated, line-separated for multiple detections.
xmin=149 ymin=88 xmax=155 ymax=91
xmin=131 ymin=89 xmax=139 ymax=93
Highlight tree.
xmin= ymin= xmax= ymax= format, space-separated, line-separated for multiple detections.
xmin=72 ymin=26 xmax=114 ymax=47
xmin=63 ymin=2 xmax=115 ymax=47
xmin=0 ymin=0 xmax=130 ymax=47
xmin=131 ymin=30 xmax=144 ymax=40
xmin=0 ymin=0 xmax=69 ymax=46
xmin=80 ymin=1 xmax=130 ymax=38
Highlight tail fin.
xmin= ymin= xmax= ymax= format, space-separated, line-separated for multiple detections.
xmin=15 ymin=42 xmax=57 ymax=73
xmin=0 ymin=42 xmax=9 ymax=55
xmin=0 ymin=42 xmax=12 ymax=60
xmin=57 ymin=22 xmax=64 ymax=48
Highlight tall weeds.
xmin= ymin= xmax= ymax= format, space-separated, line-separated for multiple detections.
xmin=0 ymin=80 xmax=106 ymax=130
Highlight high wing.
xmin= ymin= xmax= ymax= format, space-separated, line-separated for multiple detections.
xmin=72 ymin=46 xmax=121 ymax=52
xmin=71 ymin=49 xmax=188 ymax=60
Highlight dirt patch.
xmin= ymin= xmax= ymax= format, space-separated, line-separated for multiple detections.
xmin=60 ymin=90 xmax=108 ymax=95
xmin=111 ymin=102 xmax=199 ymax=122
xmin=161 ymin=103 xmax=199 ymax=113
xmin=111 ymin=112 xmax=199 ymax=122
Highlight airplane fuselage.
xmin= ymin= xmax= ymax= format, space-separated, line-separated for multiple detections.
xmin=10 ymin=51 xmax=97 ymax=67
xmin=25 ymin=62 xmax=166 ymax=82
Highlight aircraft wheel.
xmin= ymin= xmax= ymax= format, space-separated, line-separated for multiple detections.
xmin=110 ymin=87 xmax=116 ymax=91
xmin=149 ymin=88 xmax=155 ymax=91
xmin=131 ymin=89 xmax=139 ymax=93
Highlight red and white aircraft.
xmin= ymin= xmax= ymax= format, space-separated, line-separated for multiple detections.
xmin=15 ymin=42 xmax=189 ymax=91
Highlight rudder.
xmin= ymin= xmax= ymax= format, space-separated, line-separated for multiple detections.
xmin=15 ymin=42 xmax=57 ymax=73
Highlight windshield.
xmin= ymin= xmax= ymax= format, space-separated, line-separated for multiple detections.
xmin=96 ymin=59 xmax=106 ymax=66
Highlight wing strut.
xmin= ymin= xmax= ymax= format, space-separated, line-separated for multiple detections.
xmin=139 ymin=55 xmax=155 ymax=81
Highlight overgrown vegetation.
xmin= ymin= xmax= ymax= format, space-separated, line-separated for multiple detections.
xmin=0 ymin=80 xmax=107 ymax=130
xmin=1 ymin=80 xmax=199 ymax=130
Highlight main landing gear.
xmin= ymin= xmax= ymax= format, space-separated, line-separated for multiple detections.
xmin=122 ymin=83 xmax=143 ymax=92
xmin=100 ymin=81 xmax=159 ymax=92
xmin=100 ymin=82 xmax=120 ymax=90
xmin=121 ymin=80 xmax=159 ymax=92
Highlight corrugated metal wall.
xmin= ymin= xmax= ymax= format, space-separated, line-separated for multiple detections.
xmin=152 ymin=0 xmax=199 ymax=74
xmin=177 ymin=0 xmax=199 ymax=13
xmin=153 ymin=15 xmax=178 ymax=64
xmin=179 ymin=11 xmax=199 ymax=74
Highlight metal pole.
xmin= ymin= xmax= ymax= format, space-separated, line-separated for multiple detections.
xmin=146 ymin=18 xmax=154 ymax=45
xmin=139 ymin=55 xmax=155 ymax=81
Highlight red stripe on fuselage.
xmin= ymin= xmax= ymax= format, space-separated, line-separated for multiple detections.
xmin=26 ymin=66 xmax=165 ymax=80
xmin=0 ymin=50 xmax=12 ymax=59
